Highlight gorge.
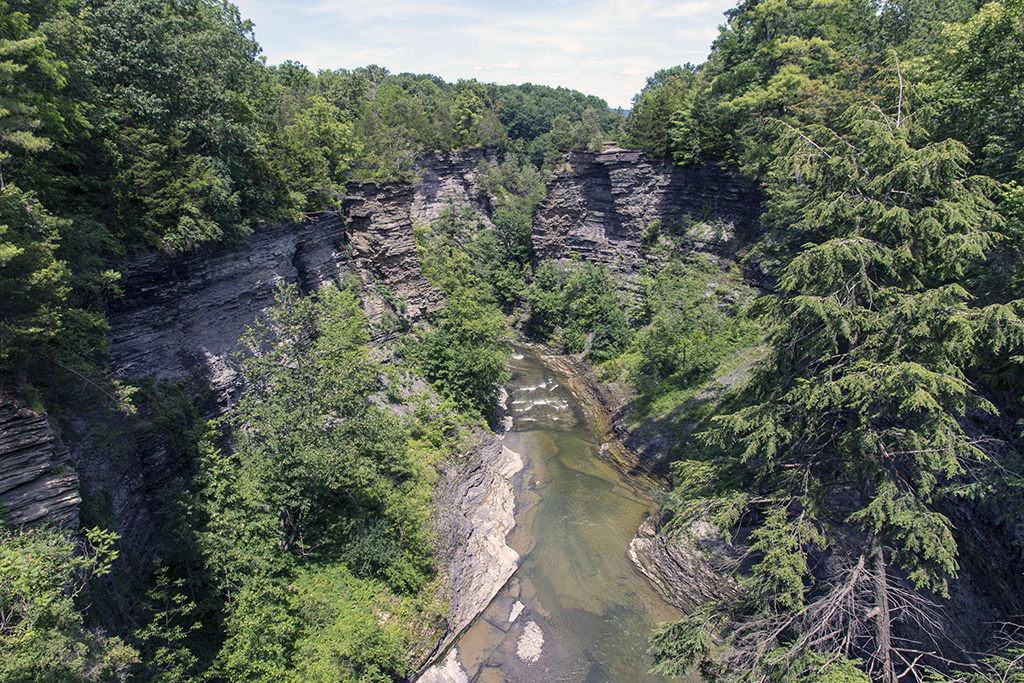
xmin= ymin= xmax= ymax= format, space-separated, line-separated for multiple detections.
xmin=3 ymin=143 xmax=1022 ymax=682
xmin=0 ymin=146 xmax=761 ymax=679
xmin=5 ymin=1 xmax=1024 ymax=679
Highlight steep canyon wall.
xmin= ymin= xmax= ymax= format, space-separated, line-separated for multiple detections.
xmin=104 ymin=148 xmax=499 ymax=404
xmin=0 ymin=147 xmax=763 ymax=659
xmin=58 ymin=149 xmax=497 ymax=563
xmin=534 ymin=148 xmax=762 ymax=287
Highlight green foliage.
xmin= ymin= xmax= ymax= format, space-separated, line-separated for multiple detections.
xmin=525 ymin=258 xmax=633 ymax=360
xmin=214 ymin=576 xmax=299 ymax=680
xmin=742 ymin=102 xmax=1016 ymax=583
xmin=648 ymin=606 xmax=723 ymax=678
xmin=547 ymin=108 xmax=605 ymax=154
xmin=765 ymin=651 xmax=871 ymax=683
xmin=650 ymin=604 xmax=873 ymax=683
xmin=495 ymin=82 xmax=622 ymax=147
xmin=285 ymin=68 xmax=624 ymax=181
xmin=274 ymin=95 xmax=358 ymax=212
xmin=289 ymin=564 xmax=412 ymax=683
xmin=414 ymin=203 xmax=512 ymax=415
xmin=0 ymin=523 xmax=138 ymax=682
xmin=877 ymin=0 xmax=981 ymax=52
xmin=928 ymin=0 xmax=1024 ymax=185
xmin=746 ymin=507 xmax=823 ymax=610
xmin=198 ymin=283 xmax=431 ymax=590
xmin=167 ymin=282 xmax=451 ymax=680
xmin=87 ymin=0 xmax=285 ymax=253
xmin=132 ymin=564 xmax=204 ymax=683
xmin=420 ymin=285 xmax=512 ymax=415
xmin=624 ymin=65 xmax=699 ymax=159
xmin=476 ymin=155 xmax=547 ymax=215
xmin=0 ymin=184 xmax=107 ymax=393
xmin=650 ymin=89 xmax=1024 ymax=680
xmin=628 ymin=253 xmax=756 ymax=407
xmin=217 ymin=563 xmax=417 ymax=682
xmin=623 ymin=0 xmax=883 ymax=171
xmin=469 ymin=206 xmax=534 ymax=307
xmin=0 ymin=1 xmax=57 ymax=181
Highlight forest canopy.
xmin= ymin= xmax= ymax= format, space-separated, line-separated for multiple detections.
xmin=621 ymin=0 xmax=1024 ymax=681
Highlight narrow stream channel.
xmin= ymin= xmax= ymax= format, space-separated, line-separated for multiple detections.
xmin=448 ymin=348 xmax=686 ymax=682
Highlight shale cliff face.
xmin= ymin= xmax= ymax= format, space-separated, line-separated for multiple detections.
xmin=105 ymin=148 xmax=497 ymax=409
xmin=100 ymin=146 xmax=756 ymax=431
xmin=533 ymin=148 xmax=762 ymax=286
xmin=56 ymin=148 xmax=496 ymax=561
xmin=0 ymin=403 xmax=79 ymax=528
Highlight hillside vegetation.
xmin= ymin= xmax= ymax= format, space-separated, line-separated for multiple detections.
xmin=623 ymin=0 xmax=1024 ymax=681
xmin=2 ymin=0 xmax=1024 ymax=681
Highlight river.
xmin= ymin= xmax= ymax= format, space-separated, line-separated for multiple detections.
xmin=441 ymin=347 xmax=686 ymax=682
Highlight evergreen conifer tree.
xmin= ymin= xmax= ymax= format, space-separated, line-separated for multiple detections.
xmin=652 ymin=79 xmax=1024 ymax=681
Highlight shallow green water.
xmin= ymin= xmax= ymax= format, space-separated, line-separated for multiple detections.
xmin=451 ymin=349 xmax=685 ymax=682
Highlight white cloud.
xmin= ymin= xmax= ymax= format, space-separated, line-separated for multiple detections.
xmin=232 ymin=0 xmax=738 ymax=108
xmin=474 ymin=61 xmax=521 ymax=71
xmin=654 ymin=1 xmax=718 ymax=18
xmin=302 ymin=0 xmax=473 ymax=21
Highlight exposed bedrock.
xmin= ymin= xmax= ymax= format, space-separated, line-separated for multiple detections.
xmin=50 ymin=149 xmax=493 ymax=554
xmin=424 ymin=437 xmax=524 ymax=676
xmin=0 ymin=403 xmax=80 ymax=528
xmin=105 ymin=148 xmax=498 ymax=409
xmin=627 ymin=517 xmax=742 ymax=613
xmin=533 ymin=149 xmax=763 ymax=289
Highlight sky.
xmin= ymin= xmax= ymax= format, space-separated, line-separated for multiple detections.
xmin=229 ymin=0 xmax=738 ymax=110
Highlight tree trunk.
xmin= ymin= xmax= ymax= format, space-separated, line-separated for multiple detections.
xmin=873 ymin=544 xmax=897 ymax=683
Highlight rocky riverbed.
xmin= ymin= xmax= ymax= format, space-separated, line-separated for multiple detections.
xmin=417 ymin=348 xmax=687 ymax=683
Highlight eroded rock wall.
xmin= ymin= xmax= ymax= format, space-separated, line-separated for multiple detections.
xmin=105 ymin=212 xmax=351 ymax=410
xmin=106 ymin=148 xmax=497 ymax=408
xmin=425 ymin=437 xmax=524 ymax=672
xmin=533 ymin=149 xmax=762 ymax=288
xmin=0 ymin=403 xmax=80 ymax=528
xmin=59 ymin=149 xmax=494 ymax=558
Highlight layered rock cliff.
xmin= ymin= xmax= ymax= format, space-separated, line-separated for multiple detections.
xmin=533 ymin=148 xmax=762 ymax=288
xmin=0 ymin=403 xmax=79 ymax=528
xmin=54 ymin=148 xmax=495 ymax=562
xmin=105 ymin=147 xmax=497 ymax=409
xmin=91 ymin=147 xmax=760 ymax=425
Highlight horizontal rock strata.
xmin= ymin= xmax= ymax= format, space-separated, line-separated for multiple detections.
xmin=71 ymin=150 xmax=495 ymax=563
xmin=105 ymin=149 xmax=497 ymax=403
xmin=0 ymin=403 xmax=80 ymax=528
xmin=534 ymin=151 xmax=762 ymax=289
